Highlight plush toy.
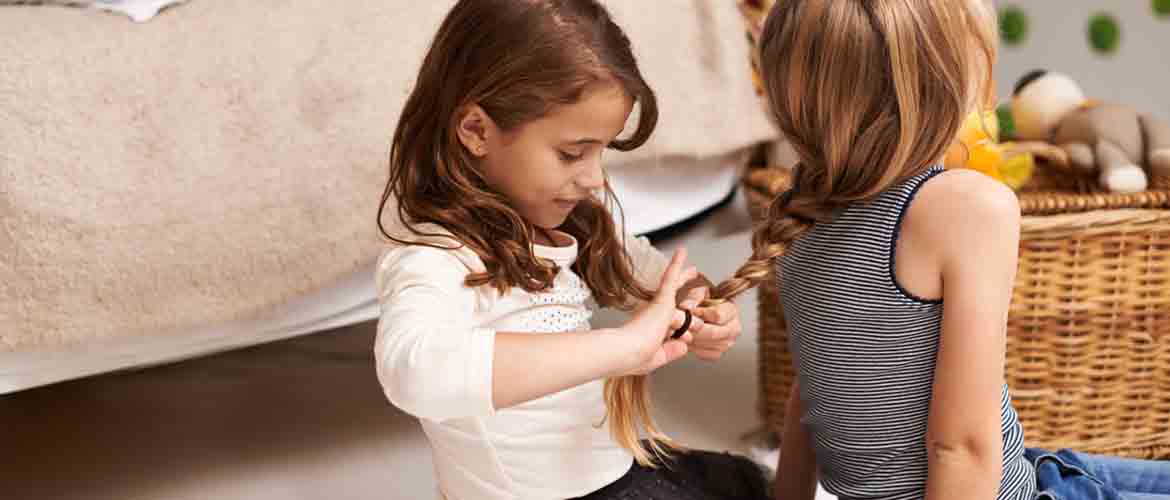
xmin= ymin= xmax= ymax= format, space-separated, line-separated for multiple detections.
xmin=1011 ymin=70 xmax=1170 ymax=193
xmin=944 ymin=109 xmax=1037 ymax=190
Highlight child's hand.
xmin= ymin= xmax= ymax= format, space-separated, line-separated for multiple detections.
xmin=679 ymin=287 xmax=742 ymax=362
xmin=612 ymin=248 xmax=705 ymax=376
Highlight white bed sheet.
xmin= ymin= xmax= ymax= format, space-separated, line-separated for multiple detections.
xmin=0 ymin=263 xmax=378 ymax=394
xmin=609 ymin=151 xmax=746 ymax=235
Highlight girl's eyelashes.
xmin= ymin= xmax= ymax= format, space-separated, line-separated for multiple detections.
xmin=558 ymin=150 xmax=584 ymax=163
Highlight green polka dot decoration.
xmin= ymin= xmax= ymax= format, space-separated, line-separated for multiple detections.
xmin=1155 ymin=0 xmax=1170 ymax=17
xmin=1088 ymin=13 xmax=1121 ymax=54
xmin=999 ymin=6 xmax=1028 ymax=46
xmin=996 ymin=104 xmax=1016 ymax=141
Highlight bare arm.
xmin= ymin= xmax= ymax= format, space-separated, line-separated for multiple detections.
xmin=775 ymin=382 xmax=818 ymax=500
xmin=492 ymin=248 xmax=701 ymax=409
xmin=917 ymin=172 xmax=1020 ymax=500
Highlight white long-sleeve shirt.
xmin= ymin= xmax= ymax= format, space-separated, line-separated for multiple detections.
xmin=374 ymin=223 xmax=669 ymax=500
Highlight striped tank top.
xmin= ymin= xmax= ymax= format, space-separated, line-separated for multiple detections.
xmin=775 ymin=166 xmax=1037 ymax=500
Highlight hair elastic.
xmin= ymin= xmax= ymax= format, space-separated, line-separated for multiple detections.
xmin=671 ymin=309 xmax=692 ymax=340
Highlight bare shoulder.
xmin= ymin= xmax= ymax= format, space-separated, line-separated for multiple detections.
xmin=909 ymin=169 xmax=1020 ymax=232
xmin=903 ymin=169 xmax=1021 ymax=263
xmin=918 ymin=169 xmax=1019 ymax=218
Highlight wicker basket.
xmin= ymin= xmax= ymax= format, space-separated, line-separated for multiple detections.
xmin=745 ymin=159 xmax=1170 ymax=459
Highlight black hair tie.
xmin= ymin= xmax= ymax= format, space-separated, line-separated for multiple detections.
xmin=671 ymin=309 xmax=693 ymax=340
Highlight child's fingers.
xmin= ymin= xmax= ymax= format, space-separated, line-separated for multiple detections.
xmin=679 ymin=286 xmax=709 ymax=311
xmin=655 ymin=250 xmax=696 ymax=305
xmin=668 ymin=309 xmax=705 ymax=335
xmin=692 ymin=305 xmax=723 ymax=325
xmin=673 ymin=288 xmax=706 ymax=311
xmin=674 ymin=267 xmax=699 ymax=294
xmin=690 ymin=322 xmax=725 ymax=342
xmin=691 ymin=346 xmax=728 ymax=362
xmin=653 ymin=248 xmax=688 ymax=304
xmin=693 ymin=301 xmax=737 ymax=326
xmin=693 ymin=324 xmax=737 ymax=344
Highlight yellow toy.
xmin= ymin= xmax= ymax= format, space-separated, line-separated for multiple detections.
xmin=944 ymin=110 xmax=1037 ymax=190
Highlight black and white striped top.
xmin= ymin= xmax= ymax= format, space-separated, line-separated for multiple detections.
xmin=776 ymin=166 xmax=1036 ymax=500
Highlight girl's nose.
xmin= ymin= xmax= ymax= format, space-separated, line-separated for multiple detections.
xmin=576 ymin=158 xmax=606 ymax=191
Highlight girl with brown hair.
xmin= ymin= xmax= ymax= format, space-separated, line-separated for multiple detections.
xmin=375 ymin=1 xmax=766 ymax=499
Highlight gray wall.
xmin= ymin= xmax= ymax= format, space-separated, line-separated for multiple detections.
xmin=995 ymin=1 xmax=1170 ymax=122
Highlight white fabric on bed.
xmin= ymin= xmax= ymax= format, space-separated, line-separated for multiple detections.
xmin=0 ymin=261 xmax=379 ymax=394
xmin=0 ymin=0 xmax=188 ymax=21
xmin=90 ymin=0 xmax=187 ymax=21
xmin=609 ymin=150 xmax=749 ymax=235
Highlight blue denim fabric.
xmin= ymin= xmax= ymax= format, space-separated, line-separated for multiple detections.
xmin=1027 ymin=449 xmax=1170 ymax=500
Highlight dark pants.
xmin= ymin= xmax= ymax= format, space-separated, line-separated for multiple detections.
xmin=571 ymin=446 xmax=771 ymax=500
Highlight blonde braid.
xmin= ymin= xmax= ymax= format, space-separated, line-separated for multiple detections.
xmin=711 ymin=180 xmax=819 ymax=304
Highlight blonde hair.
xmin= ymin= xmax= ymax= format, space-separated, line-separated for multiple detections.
xmin=712 ymin=0 xmax=998 ymax=302
xmin=604 ymin=375 xmax=679 ymax=466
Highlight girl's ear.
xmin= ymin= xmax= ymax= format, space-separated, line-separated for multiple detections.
xmin=456 ymin=104 xmax=497 ymax=158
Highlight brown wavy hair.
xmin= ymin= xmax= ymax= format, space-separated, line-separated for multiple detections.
xmin=377 ymin=0 xmax=676 ymax=466
xmin=712 ymin=0 xmax=998 ymax=302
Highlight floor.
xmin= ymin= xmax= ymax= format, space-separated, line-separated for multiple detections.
xmin=0 ymin=190 xmax=800 ymax=500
